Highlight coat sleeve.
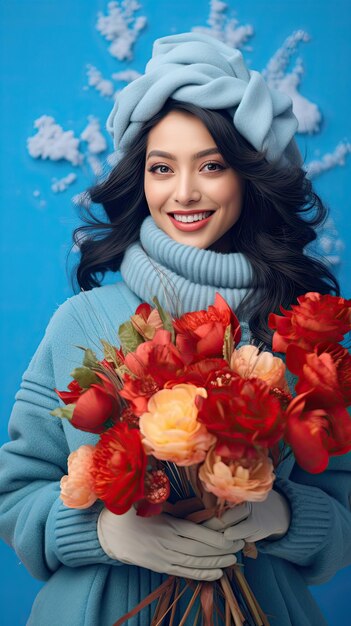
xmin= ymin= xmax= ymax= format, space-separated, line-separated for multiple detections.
xmin=0 ymin=297 xmax=120 ymax=581
xmin=257 ymin=453 xmax=351 ymax=585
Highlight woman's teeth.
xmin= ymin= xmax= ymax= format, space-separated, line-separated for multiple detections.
xmin=172 ymin=211 xmax=213 ymax=223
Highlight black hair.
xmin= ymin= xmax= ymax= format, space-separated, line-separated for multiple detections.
xmin=72 ymin=99 xmax=340 ymax=346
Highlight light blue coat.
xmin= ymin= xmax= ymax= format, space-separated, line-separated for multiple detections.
xmin=1 ymin=280 xmax=350 ymax=625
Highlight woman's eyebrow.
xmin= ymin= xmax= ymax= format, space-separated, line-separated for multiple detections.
xmin=146 ymin=147 xmax=220 ymax=161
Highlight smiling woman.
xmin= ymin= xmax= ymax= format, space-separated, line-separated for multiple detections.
xmin=144 ymin=110 xmax=244 ymax=251
xmin=76 ymin=95 xmax=338 ymax=346
xmin=0 ymin=30 xmax=350 ymax=626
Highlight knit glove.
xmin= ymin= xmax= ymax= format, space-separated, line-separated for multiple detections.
xmin=221 ymin=491 xmax=291 ymax=543
xmin=98 ymin=507 xmax=244 ymax=581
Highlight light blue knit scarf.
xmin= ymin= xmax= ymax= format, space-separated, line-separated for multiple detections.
xmin=120 ymin=216 xmax=260 ymax=319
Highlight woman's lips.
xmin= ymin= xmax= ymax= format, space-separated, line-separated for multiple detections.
xmin=168 ymin=212 xmax=214 ymax=232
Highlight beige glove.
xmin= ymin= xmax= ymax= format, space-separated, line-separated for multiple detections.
xmin=222 ymin=491 xmax=291 ymax=543
xmin=203 ymin=502 xmax=252 ymax=531
xmin=98 ymin=506 xmax=244 ymax=581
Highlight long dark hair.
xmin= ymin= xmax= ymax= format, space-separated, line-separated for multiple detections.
xmin=72 ymin=99 xmax=340 ymax=345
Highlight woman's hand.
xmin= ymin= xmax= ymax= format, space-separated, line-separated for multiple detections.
xmin=98 ymin=507 xmax=244 ymax=581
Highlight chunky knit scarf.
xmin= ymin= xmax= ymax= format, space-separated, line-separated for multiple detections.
xmin=120 ymin=216 xmax=260 ymax=319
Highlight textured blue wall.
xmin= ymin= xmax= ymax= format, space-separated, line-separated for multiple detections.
xmin=1 ymin=1 xmax=350 ymax=624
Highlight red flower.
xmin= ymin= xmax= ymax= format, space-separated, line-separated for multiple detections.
xmin=136 ymin=469 xmax=171 ymax=516
xmin=120 ymin=329 xmax=185 ymax=415
xmin=164 ymin=358 xmax=230 ymax=389
xmin=57 ymin=372 xmax=121 ymax=434
xmin=92 ymin=422 xmax=147 ymax=515
xmin=135 ymin=302 xmax=153 ymax=318
xmin=285 ymin=392 xmax=351 ymax=473
xmin=55 ymin=380 xmax=83 ymax=405
xmin=286 ymin=342 xmax=351 ymax=408
xmin=196 ymin=374 xmax=286 ymax=452
xmin=124 ymin=329 xmax=184 ymax=378
xmin=268 ymin=292 xmax=351 ymax=353
xmin=173 ymin=293 xmax=241 ymax=365
xmin=120 ymin=374 xmax=159 ymax=417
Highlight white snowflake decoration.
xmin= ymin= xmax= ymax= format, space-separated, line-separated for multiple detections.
xmin=192 ymin=0 xmax=253 ymax=49
xmin=80 ymin=117 xmax=107 ymax=155
xmin=27 ymin=116 xmax=83 ymax=166
xmin=51 ymin=173 xmax=77 ymax=193
xmin=262 ymin=31 xmax=321 ymax=135
xmin=96 ymin=0 xmax=147 ymax=61
xmin=306 ymin=142 xmax=351 ymax=178
xmin=86 ymin=65 xmax=114 ymax=97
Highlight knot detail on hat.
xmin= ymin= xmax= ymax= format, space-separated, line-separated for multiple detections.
xmin=107 ymin=32 xmax=300 ymax=166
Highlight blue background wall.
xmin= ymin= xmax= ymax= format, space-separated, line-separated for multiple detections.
xmin=1 ymin=1 xmax=350 ymax=623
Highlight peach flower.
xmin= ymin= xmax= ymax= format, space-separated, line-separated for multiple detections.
xmin=199 ymin=447 xmax=275 ymax=505
xmin=230 ymin=345 xmax=288 ymax=391
xmin=60 ymin=445 xmax=98 ymax=509
xmin=130 ymin=304 xmax=164 ymax=340
xmin=140 ymin=384 xmax=216 ymax=466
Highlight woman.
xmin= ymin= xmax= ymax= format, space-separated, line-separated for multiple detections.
xmin=0 ymin=32 xmax=350 ymax=626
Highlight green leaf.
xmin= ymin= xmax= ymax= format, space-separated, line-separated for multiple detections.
xmin=82 ymin=348 xmax=99 ymax=368
xmin=152 ymin=296 xmax=175 ymax=343
xmin=100 ymin=339 xmax=122 ymax=368
xmin=51 ymin=404 xmax=75 ymax=421
xmin=223 ymin=324 xmax=234 ymax=364
xmin=74 ymin=346 xmax=99 ymax=369
xmin=118 ymin=320 xmax=144 ymax=354
xmin=70 ymin=366 xmax=100 ymax=388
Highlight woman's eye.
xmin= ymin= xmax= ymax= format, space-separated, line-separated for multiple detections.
xmin=149 ymin=164 xmax=171 ymax=174
xmin=202 ymin=162 xmax=225 ymax=172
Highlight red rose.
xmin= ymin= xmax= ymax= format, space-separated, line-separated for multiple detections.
xmin=173 ymin=293 xmax=241 ymax=365
xmin=268 ymin=292 xmax=351 ymax=353
xmin=196 ymin=374 xmax=286 ymax=452
xmin=286 ymin=393 xmax=351 ymax=473
xmin=93 ymin=422 xmax=147 ymax=515
xmin=286 ymin=342 xmax=351 ymax=408
xmin=69 ymin=373 xmax=121 ymax=434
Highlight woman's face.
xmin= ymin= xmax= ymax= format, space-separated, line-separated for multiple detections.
xmin=144 ymin=110 xmax=244 ymax=252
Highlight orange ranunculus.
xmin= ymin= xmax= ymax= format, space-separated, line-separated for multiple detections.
xmin=173 ymin=293 xmax=241 ymax=365
xmin=286 ymin=342 xmax=351 ymax=407
xmin=199 ymin=447 xmax=275 ymax=505
xmin=196 ymin=374 xmax=286 ymax=452
xmin=285 ymin=393 xmax=351 ymax=473
xmin=140 ymin=384 xmax=216 ymax=466
xmin=93 ymin=422 xmax=147 ymax=515
xmin=268 ymin=292 xmax=351 ymax=353
xmin=230 ymin=345 xmax=289 ymax=392
xmin=60 ymin=445 xmax=98 ymax=509
xmin=130 ymin=303 xmax=164 ymax=340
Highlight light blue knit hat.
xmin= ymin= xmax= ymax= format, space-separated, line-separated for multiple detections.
xmin=107 ymin=32 xmax=302 ymax=167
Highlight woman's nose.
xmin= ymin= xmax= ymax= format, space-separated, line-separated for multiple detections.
xmin=174 ymin=175 xmax=201 ymax=205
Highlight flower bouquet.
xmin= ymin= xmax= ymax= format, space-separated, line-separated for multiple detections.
xmin=52 ymin=292 xmax=351 ymax=626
